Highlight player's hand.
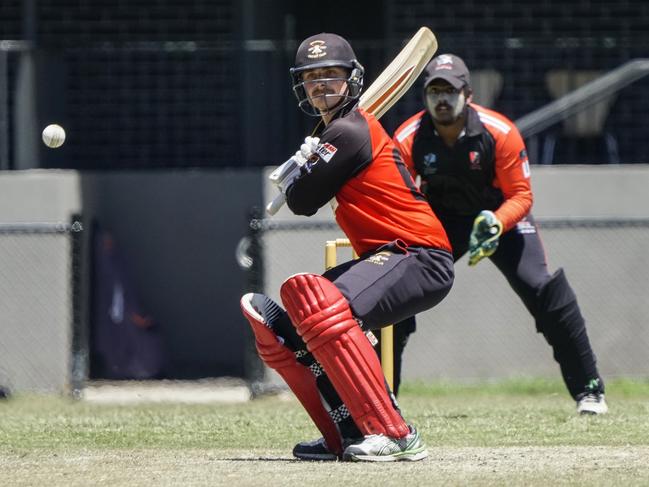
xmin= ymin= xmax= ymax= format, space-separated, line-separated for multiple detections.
xmin=268 ymin=137 xmax=320 ymax=194
xmin=268 ymin=151 xmax=307 ymax=194
xmin=265 ymin=137 xmax=321 ymax=215
xmin=300 ymin=136 xmax=320 ymax=161
xmin=468 ymin=210 xmax=503 ymax=266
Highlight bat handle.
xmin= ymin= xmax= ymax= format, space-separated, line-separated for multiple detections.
xmin=266 ymin=192 xmax=286 ymax=216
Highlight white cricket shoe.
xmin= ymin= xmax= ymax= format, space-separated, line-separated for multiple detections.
xmin=342 ymin=425 xmax=428 ymax=462
xmin=577 ymin=392 xmax=608 ymax=415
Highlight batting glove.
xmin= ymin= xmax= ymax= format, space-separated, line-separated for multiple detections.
xmin=268 ymin=150 xmax=308 ymax=195
xmin=300 ymin=136 xmax=320 ymax=161
xmin=268 ymin=137 xmax=321 ymax=195
xmin=468 ymin=210 xmax=503 ymax=266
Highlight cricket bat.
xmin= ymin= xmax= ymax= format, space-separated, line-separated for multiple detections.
xmin=266 ymin=27 xmax=438 ymax=216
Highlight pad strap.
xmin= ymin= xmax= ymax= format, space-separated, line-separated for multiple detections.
xmin=240 ymin=293 xmax=343 ymax=455
xmin=280 ymin=274 xmax=409 ymax=438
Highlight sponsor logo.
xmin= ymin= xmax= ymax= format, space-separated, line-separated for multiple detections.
xmin=516 ymin=218 xmax=536 ymax=234
xmin=422 ymin=152 xmax=437 ymax=174
xmin=469 ymin=151 xmax=481 ymax=170
xmin=307 ymin=40 xmax=327 ymax=59
xmin=364 ymin=330 xmax=378 ymax=346
xmin=367 ymin=251 xmax=391 ymax=266
xmin=315 ymin=142 xmax=338 ymax=162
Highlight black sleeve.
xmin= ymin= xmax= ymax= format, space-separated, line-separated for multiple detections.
xmin=285 ymin=112 xmax=373 ymax=216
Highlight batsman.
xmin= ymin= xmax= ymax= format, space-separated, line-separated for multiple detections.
xmin=240 ymin=33 xmax=454 ymax=461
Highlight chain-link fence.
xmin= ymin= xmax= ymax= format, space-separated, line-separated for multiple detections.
xmin=0 ymin=219 xmax=85 ymax=394
xmin=250 ymin=218 xmax=649 ymax=382
xmin=2 ymin=2 xmax=649 ymax=169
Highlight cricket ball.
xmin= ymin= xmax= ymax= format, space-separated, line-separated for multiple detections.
xmin=42 ymin=124 xmax=66 ymax=148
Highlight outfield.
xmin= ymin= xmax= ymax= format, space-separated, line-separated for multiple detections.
xmin=1 ymin=379 xmax=648 ymax=486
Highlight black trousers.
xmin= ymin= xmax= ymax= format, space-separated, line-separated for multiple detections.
xmin=323 ymin=241 xmax=454 ymax=330
xmin=393 ymin=213 xmax=603 ymax=399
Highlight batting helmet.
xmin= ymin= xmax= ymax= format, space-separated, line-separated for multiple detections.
xmin=290 ymin=33 xmax=364 ymax=116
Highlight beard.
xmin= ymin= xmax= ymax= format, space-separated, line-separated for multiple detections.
xmin=427 ymin=91 xmax=467 ymax=124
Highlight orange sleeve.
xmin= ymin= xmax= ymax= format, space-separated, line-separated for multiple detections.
xmin=491 ymin=124 xmax=533 ymax=232
xmin=393 ymin=111 xmax=425 ymax=181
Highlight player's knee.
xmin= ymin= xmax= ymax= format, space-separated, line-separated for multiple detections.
xmin=240 ymin=292 xmax=295 ymax=370
xmin=537 ymin=269 xmax=576 ymax=309
xmin=280 ymin=273 xmax=357 ymax=350
xmin=534 ymin=269 xmax=584 ymax=336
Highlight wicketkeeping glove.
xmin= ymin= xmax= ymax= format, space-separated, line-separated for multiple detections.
xmin=468 ymin=210 xmax=503 ymax=266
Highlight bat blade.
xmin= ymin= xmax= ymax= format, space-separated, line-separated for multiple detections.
xmin=266 ymin=27 xmax=437 ymax=216
xmin=358 ymin=26 xmax=438 ymax=118
xmin=362 ymin=65 xmax=416 ymax=115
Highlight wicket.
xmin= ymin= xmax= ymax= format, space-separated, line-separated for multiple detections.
xmin=324 ymin=238 xmax=395 ymax=390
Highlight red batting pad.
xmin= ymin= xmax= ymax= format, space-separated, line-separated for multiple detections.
xmin=280 ymin=274 xmax=409 ymax=438
xmin=240 ymin=293 xmax=342 ymax=455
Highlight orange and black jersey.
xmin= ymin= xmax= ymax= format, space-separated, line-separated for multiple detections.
xmin=394 ymin=103 xmax=533 ymax=233
xmin=285 ymin=107 xmax=451 ymax=255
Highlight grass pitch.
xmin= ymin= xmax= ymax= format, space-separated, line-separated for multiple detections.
xmin=1 ymin=378 xmax=649 ymax=486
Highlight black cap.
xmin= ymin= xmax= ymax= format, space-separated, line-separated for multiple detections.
xmin=293 ymin=33 xmax=357 ymax=74
xmin=423 ymin=54 xmax=471 ymax=89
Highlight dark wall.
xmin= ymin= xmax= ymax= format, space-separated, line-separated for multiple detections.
xmin=4 ymin=0 xmax=648 ymax=169
xmin=80 ymin=169 xmax=262 ymax=379
xmin=239 ymin=0 xmax=388 ymax=167
xmin=240 ymin=0 xmax=386 ymax=40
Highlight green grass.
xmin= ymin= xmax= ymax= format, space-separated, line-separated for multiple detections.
xmin=401 ymin=376 xmax=649 ymax=397
xmin=1 ymin=378 xmax=649 ymax=486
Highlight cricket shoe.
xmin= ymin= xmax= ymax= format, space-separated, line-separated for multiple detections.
xmin=577 ymin=392 xmax=608 ymax=415
xmin=293 ymin=437 xmax=361 ymax=461
xmin=293 ymin=437 xmax=339 ymax=461
xmin=342 ymin=425 xmax=428 ymax=462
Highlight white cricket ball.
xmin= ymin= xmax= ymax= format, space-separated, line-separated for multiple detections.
xmin=42 ymin=124 xmax=66 ymax=148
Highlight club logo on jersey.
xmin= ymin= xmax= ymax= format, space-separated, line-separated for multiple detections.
xmin=422 ymin=152 xmax=438 ymax=174
xmin=307 ymin=40 xmax=327 ymax=59
xmin=469 ymin=151 xmax=481 ymax=170
xmin=315 ymin=142 xmax=338 ymax=162
xmin=520 ymin=149 xmax=531 ymax=178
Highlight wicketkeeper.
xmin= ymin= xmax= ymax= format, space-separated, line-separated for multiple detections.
xmin=240 ymin=33 xmax=454 ymax=461
xmin=392 ymin=54 xmax=607 ymax=415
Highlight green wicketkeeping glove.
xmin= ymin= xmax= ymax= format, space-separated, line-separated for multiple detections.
xmin=468 ymin=210 xmax=503 ymax=266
